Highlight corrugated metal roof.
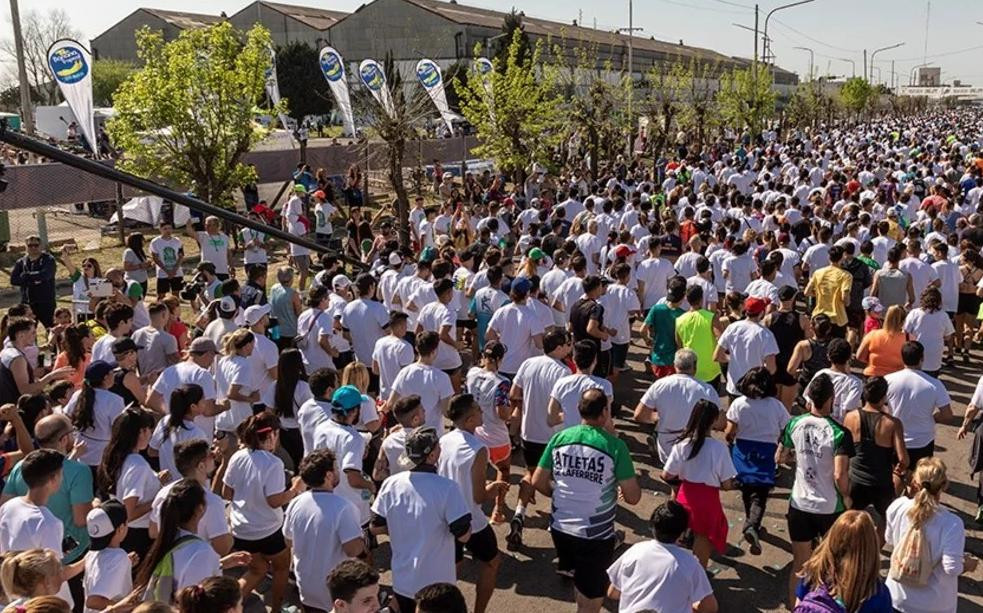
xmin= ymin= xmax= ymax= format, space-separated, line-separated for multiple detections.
xmin=140 ymin=8 xmax=223 ymax=30
xmin=253 ymin=1 xmax=348 ymax=31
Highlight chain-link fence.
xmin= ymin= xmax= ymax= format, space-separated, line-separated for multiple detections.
xmin=6 ymin=202 xmax=118 ymax=250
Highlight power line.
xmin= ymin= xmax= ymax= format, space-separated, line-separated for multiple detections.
xmin=709 ymin=0 xmax=754 ymax=8
xmin=653 ymin=0 xmax=749 ymax=14
xmin=769 ymin=18 xmax=861 ymax=54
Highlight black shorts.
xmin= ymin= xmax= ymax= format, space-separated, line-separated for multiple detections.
xmin=593 ymin=349 xmax=612 ymax=378
xmin=234 ymin=530 xmax=287 ymax=556
xmin=522 ymin=440 xmax=547 ymax=469
xmin=907 ymin=441 xmax=935 ymax=468
xmin=550 ymin=529 xmax=615 ymax=600
xmin=155 ymin=276 xmax=184 ymax=297
xmin=787 ymin=506 xmax=839 ymax=543
xmin=958 ymin=292 xmax=981 ymax=316
xmin=455 ymin=524 xmax=499 ymax=563
xmin=831 ymin=323 xmax=847 ymax=339
xmin=334 ymin=350 xmax=354 ymax=371
xmin=850 ymin=482 xmax=894 ymax=517
xmin=846 ymin=307 xmax=865 ymax=330
xmin=611 ymin=343 xmax=629 ymax=369
xmin=442 ymin=366 xmax=460 ymax=378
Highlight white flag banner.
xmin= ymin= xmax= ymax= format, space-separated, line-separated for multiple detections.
xmin=359 ymin=59 xmax=395 ymax=118
xmin=318 ymin=46 xmax=355 ymax=137
xmin=265 ymin=46 xmax=297 ymax=138
xmin=416 ymin=59 xmax=455 ymax=135
xmin=474 ymin=57 xmax=494 ymax=95
xmin=46 ymin=39 xmax=96 ymax=154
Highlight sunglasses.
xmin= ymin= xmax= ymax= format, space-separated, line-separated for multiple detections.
xmin=26 ymin=243 xmax=40 ymax=248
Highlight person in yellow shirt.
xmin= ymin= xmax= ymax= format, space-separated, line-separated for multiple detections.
xmin=804 ymin=245 xmax=852 ymax=337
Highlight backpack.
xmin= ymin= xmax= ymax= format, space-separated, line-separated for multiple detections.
xmin=793 ymin=584 xmax=846 ymax=613
xmin=294 ymin=310 xmax=323 ymax=351
xmin=889 ymin=520 xmax=934 ymax=586
xmin=142 ymin=534 xmax=201 ymax=603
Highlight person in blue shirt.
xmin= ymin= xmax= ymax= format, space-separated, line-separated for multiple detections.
xmin=794 ymin=510 xmax=893 ymax=612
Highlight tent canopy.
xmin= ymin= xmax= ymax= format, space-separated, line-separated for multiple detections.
xmin=109 ymin=195 xmax=191 ymax=227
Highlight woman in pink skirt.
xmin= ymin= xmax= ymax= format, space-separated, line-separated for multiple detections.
xmin=662 ymin=399 xmax=738 ymax=567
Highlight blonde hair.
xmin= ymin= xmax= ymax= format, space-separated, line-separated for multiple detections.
xmin=798 ymin=510 xmax=881 ymax=612
xmin=0 ymin=549 xmax=61 ymax=600
xmin=132 ymin=603 xmax=174 ymax=613
xmin=908 ymin=457 xmax=948 ymax=529
xmin=220 ymin=329 xmax=254 ymax=357
xmin=2 ymin=596 xmax=70 ymax=613
xmin=882 ymin=305 xmax=906 ymax=334
xmin=340 ymin=362 xmax=369 ymax=393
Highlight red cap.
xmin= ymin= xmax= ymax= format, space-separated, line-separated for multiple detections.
xmin=613 ymin=245 xmax=635 ymax=259
xmin=744 ymin=296 xmax=770 ymax=316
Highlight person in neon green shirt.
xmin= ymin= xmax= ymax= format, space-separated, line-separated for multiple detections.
xmin=674 ymin=284 xmax=722 ymax=384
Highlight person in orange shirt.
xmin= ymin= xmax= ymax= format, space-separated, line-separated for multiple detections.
xmin=52 ymin=323 xmax=92 ymax=388
xmin=857 ymin=305 xmax=908 ymax=377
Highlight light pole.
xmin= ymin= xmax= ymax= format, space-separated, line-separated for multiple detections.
xmin=9 ymin=0 xmax=34 ymax=135
xmin=793 ymin=46 xmax=813 ymax=80
xmin=485 ymin=32 xmax=508 ymax=58
xmin=872 ymin=66 xmax=882 ymax=85
xmin=869 ymin=42 xmax=904 ymax=83
xmin=618 ymin=0 xmax=643 ymax=155
xmin=763 ymin=0 xmax=815 ymax=64
xmin=838 ymin=58 xmax=856 ymax=77
xmin=909 ymin=62 xmax=931 ymax=86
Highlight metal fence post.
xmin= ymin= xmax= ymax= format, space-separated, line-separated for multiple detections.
xmin=35 ymin=210 xmax=48 ymax=249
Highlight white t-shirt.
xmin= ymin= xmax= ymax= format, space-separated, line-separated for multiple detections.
xmin=149 ymin=418 xmax=209 ymax=477
xmin=812 ymin=368 xmax=863 ymax=421
xmin=726 ymin=396 xmax=790 ymax=443
xmin=932 ymin=259 xmax=961 ymax=313
xmin=118 ymin=453 xmax=161 ymax=529
xmin=370 ymin=470 xmax=470 ymax=599
xmin=717 ymin=320 xmax=779 ymax=394
xmin=314 ymin=200 xmax=337 ymax=236
xmin=326 ymin=293 xmax=352 ymax=354
xmin=150 ymin=481 xmax=229 ymax=543
xmin=466 ymin=367 xmax=511 ymax=450
xmin=663 ymin=437 xmax=737 ymax=487
xmin=639 ymin=374 xmax=720 ymax=461
xmin=296 ymin=308 xmax=335 ymax=372
xmin=282 ymin=196 xmax=309 ymax=257
xmin=553 ymin=276 xmax=585 ymax=320
xmin=0 ymin=498 xmax=74 ymax=608
xmin=312 ymin=419 xmax=370 ymax=523
xmin=636 ymin=257 xmax=675 ymax=308
xmin=885 ymin=368 xmax=950 ymax=448
xmin=722 ymin=254 xmax=755 ymax=293
xmin=63 ymin=387 xmax=125 ymax=466
xmin=900 ymin=256 xmax=939 ymax=299
xmin=247 ymin=333 xmax=279 ymax=407
xmin=885 ymin=496 xmax=964 ymax=613
xmin=83 ymin=548 xmax=132 ymax=613
xmin=149 ymin=235 xmax=183 ymax=278
xmin=903 ymin=308 xmax=954 ymax=372
xmin=599 ymin=283 xmax=640 ymax=344
xmin=222 ymin=448 xmax=286 ymax=540
xmin=380 ymin=428 xmax=410 ymax=477
xmin=372 ymin=335 xmax=414 ymax=400
xmin=417 ymin=302 xmax=462 ymax=370
xmin=607 ymin=541 xmax=713 ymax=613
xmin=90 ymin=333 xmax=117 ymax=366
xmin=390 ymin=363 xmax=454 ymax=434
xmin=171 ymin=530 xmax=222 ymax=593
xmin=149 ymin=361 xmax=217 ymax=437
xmin=296 ymin=397 xmax=331 ymax=457
xmin=550 ymin=373 xmax=614 ymax=431
xmin=745 ymin=278 xmax=780 ymax=304
xmin=283 ymin=491 xmax=363 ymax=611
xmin=342 ymin=298 xmax=390 ymax=364
xmin=512 ymin=355 xmax=571 ymax=444
xmin=240 ymin=228 xmax=268 ymax=265
xmin=438 ymin=429 xmax=489 ymax=532
xmin=195 ymin=231 xmax=231 ymax=275
xmin=215 ymin=355 xmax=254 ymax=433
xmin=487 ymin=302 xmax=546 ymax=374
xmin=277 ymin=380 xmax=314 ymax=431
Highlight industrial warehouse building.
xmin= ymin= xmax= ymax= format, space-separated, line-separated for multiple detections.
xmin=89 ymin=0 xmax=798 ymax=93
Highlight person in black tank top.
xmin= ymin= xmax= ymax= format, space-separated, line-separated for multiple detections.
xmin=109 ymin=338 xmax=146 ymax=408
xmin=765 ymin=286 xmax=807 ymax=409
xmin=788 ymin=314 xmax=833 ymax=413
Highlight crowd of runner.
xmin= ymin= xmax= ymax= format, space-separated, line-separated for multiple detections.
xmin=1 ymin=108 xmax=983 ymax=613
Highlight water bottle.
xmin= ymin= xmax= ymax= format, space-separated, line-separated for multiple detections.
xmin=268 ymin=316 xmax=280 ymax=341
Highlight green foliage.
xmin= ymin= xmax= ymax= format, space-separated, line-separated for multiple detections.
xmin=496 ymin=9 xmax=530 ymax=66
xmin=457 ymin=29 xmax=563 ymax=179
xmin=107 ymin=22 xmax=281 ymax=207
xmin=92 ymin=59 xmax=137 ymax=107
xmin=785 ymin=81 xmax=826 ymax=128
xmin=839 ymin=77 xmax=873 ymax=116
xmin=715 ymin=65 xmax=776 ymax=136
xmin=275 ymin=41 xmax=332 ymax=123
xmin=641 ymin=60 xmax=695 ymax=160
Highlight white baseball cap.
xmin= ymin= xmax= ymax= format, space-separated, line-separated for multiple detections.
xmin=332 ymin=274 xmax=352 ymax=289
xmin=244 ymin=303 xmax=272 ymax=326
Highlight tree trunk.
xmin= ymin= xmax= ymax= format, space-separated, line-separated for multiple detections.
xmin=389 ymin=141 xmax=411 ymax=248
xmin=588 ymin=127 xmax=599 ymax=180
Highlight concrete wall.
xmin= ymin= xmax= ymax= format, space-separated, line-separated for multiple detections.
xmin=229 ymin=3 xmax=328 ymax=49
xmin=91 ymin=11 xmax=180 ymax=63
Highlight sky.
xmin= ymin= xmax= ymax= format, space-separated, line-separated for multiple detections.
xmin=5 ymin=0 xmax=983 ymax=87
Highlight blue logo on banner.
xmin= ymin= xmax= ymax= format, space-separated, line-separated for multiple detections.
xmin=49 ymin=46 xmax=88 ymax=84
xmin=360 ymin=62 xmax=385 ymax=91
xmin=476 ymin=58 xmax=493 ymax=75
xmin=417 ymin=62 xmax=441 ymax=88
xmin=321 ymin=52 xmax=344 ymax=82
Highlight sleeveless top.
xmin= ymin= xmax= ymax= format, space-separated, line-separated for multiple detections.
xmin=798 ymin=338 xmax=831 ymax=387
xmin=110 ymin=367 xmax=138 ymax=407
xmin=0 ymin=348 xmax=31 ymax=406
xmin=675 ymin=309 xmax=722 ymax=383
xmin=849 ymin=410 xmax=893 ymax=488
xmin=769 ymin=310 xmax=805 ymax=378
xmin=270 ymin=284 xmax=298 ymax=338
xmin=875 ymin=267 xmax=908 ymax=308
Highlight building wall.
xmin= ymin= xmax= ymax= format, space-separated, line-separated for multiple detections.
xmin=229 ymin=3 xmax=327 ymax=48
xmin=91 ymin=11 xmax=181 ymax=63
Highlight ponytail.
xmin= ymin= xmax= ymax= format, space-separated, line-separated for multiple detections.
xmin=176 ymin=576 xmax=240 ymax=613
xmin=99 ymin=407 xmax=155 ymax=496
xmin=166 ymin=384 xmax=204 ymax=437
xmin=907 ymin=457 xmax=948 ymax=529
xmin=236 ymin=412 xmax=280 ymax=450
xmin=0 ymin=549 xmax=61 ymax=600
xmin=136 ymin=479 xmax=206 ymax=588
xmin=71 ymin=381 xmax=98 ymax=433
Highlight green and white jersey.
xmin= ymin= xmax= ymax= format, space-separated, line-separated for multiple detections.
xmin=539 ymin=425 xmax=635 ymax=540
xmin=781 ymin=413 xmax=854 ymax=515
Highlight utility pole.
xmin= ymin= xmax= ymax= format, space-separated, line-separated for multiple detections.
xmin=617 ymin=0 xmax=643 ymax=156
xmin=863 ymin=49 xmax=867 ymax=81
xmin=9 ymin=0 xmax=34 ymax=135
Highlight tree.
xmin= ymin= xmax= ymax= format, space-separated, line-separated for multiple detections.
xmin=92 ymin=59 xmax=137 ymax=107
xmin=716 ymin=65 xmax=776 ymax=138
xmin=839 ymin=77 xmax=873 ymax=118
xmin=275 ymin=41 xmax=332 ymax=124
xmin=0 ymin=8 xmax=81 ymax=105
xmin=457 ymin=30 xmax=563 ymax=185
xmin=107 ymin=22 xmax=280 ymax=207
xmin=640 ymin=60 xmax=693 ymax=163
xmin=355 ymin=52 xmax=432 ymax=246
xmin=677 ymin=60 xmax=720 ymax=155
xmin=495 ymin=9 xmax=530 ymax=65
xmin=784 ymin=81 xmax=825 ymax=129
